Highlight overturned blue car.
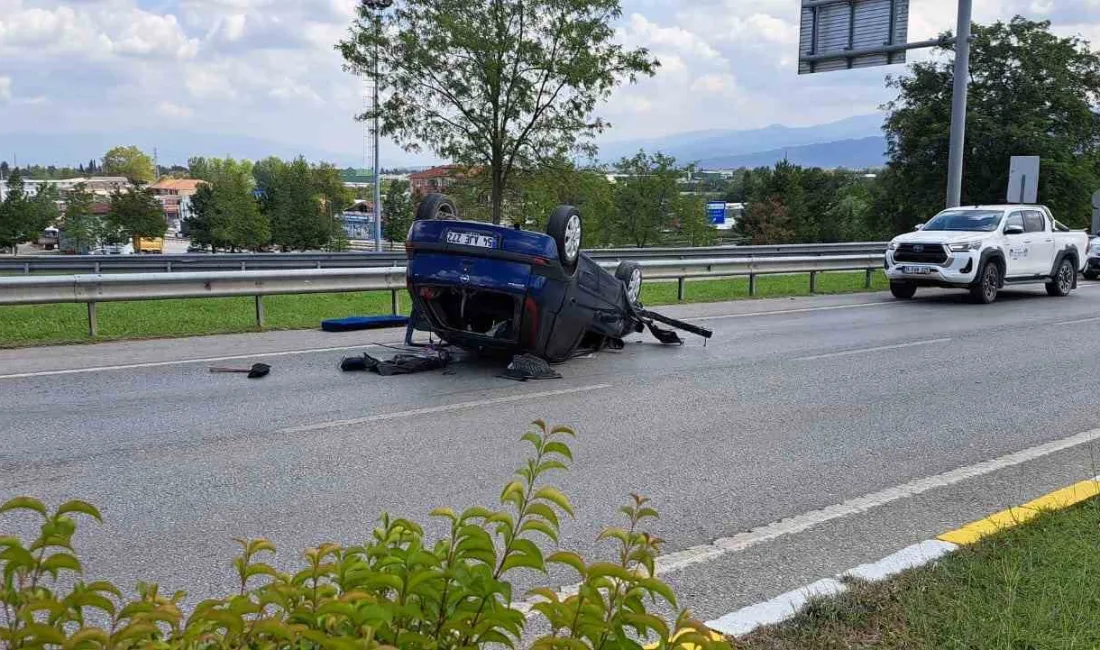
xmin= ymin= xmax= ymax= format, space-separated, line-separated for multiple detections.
xmin=404 ymin=194 xmax=711 ymax=363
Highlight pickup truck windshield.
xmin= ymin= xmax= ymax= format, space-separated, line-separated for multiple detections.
xmin=922 ymin=210 xmax=1004 ymax=232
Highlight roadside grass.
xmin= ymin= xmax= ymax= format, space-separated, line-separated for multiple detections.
xmin=0 ymin=270 xmax=888 ymax=348
xmin=734 ymin=497 xmax=1100 ymax=650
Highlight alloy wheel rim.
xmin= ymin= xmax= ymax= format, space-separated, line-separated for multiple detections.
xmin=564 ymin=215 xmax=581 ymax=261
xmin=627 ymin=269 xmax=642 ymax=303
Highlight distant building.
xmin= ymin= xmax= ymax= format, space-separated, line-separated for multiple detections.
xmin=149 ymin=178 xmax=205 ymax=232
xmin=408 ymin=165 xmax=467 ymax=197
xmin=340 ymin=168 xmax=375 ymax=188
xmin=0 ymin=176 xmax=131 ymax=202
xmin=340 ymin=199 xmax=376 ymax=240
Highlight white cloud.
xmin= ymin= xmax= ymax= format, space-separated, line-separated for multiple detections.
xmin=157 ymin=102 xmax=194 ymax=119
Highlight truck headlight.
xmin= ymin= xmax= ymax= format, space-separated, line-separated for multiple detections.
xmin=888 ymin=242 xmax=898 ymax=250
xmin=948 ymin=241 xmax=981 ymax=252
xmin=1089 ymin=243 xmax=1100 ymax=256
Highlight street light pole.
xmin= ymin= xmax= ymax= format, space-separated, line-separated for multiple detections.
xmin=362 ymin=0 xmax=392 ymax=252
xmin=945 ymin=0 xmax=973 ymax=208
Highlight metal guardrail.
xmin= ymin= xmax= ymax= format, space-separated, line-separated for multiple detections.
xmin=0 ymin=253 xmax=885 ymax=337
xmin=0 ymin=242 xmax=889 ymax=274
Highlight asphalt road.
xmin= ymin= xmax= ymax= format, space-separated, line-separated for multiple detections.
xmin=5 ymin=284 xmax=1100 ymax=628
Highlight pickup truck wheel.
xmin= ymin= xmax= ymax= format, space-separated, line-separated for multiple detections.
xmin=415 ymin=193 xmax=458 ymax=221
xmin=615 ymin=261 xmax=643 ymax=305
xmin=1045 ymin=258 xmax=1075 ymax=297
xmin=889 ymin=281 xmax=917 ymax=300
xmin=970 ymin=261 xmax=1000 ymax=304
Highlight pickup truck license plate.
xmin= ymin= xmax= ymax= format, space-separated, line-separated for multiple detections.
xmin=902 ymin=265 xmax=933 ymax=275
xmin=446 ymin=231 xmax=497 ymax=249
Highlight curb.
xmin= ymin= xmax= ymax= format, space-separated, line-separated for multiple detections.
xmin=705 ymin=476 xmax=1100 ymax=639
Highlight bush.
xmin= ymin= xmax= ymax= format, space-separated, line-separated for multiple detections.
xmin=0 ymin=421 xmax=728 ymax=650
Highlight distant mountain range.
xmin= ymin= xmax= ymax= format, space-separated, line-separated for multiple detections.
xmin=599 ymin=113 xmax=888 ymax=169
xmin=1 ymin=113 xmax=889 ymax=172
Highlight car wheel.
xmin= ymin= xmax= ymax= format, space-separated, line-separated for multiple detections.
xmin=889 ymin=281 xmax=917 ymax=300
xmin=970 ymin=261 xmax=1000 ymax=304
xmin=415 ymin=193 xmax=458 ymax=221
xmin=615 ymin=261 xmax=643 ymax=306
xmin=547 ymin=205 xmax=582 ymax=271
xmin=1045 ymin=258 xmax=1075 ymax=297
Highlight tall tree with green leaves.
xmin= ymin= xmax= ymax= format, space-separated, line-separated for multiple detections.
xmin=338 ymin=0 xmax=658 ymax=224
xmin=878 ymin=17 xmax=1100 ymax=233
xmin=382 ymin=180 xmax=414 ymax=244
xmin=268 ymin=158 xmax=329 ymax=251
xmin=61 ymin=183 xmax=100 ymax=253
xmin=102 ymin=146 xmax=156 ymax=184
xmin=674 ymin=193 xmax=714 ymax=247
xmin=612 ymin=152 xmax=683 ymax=248
xmin=107 ymin=187 xmax=166 ymax=240
xmin=184 ymin=183 xmax=216 ymax=250
xmin=0 ymin=171 xmax=59 ymax=253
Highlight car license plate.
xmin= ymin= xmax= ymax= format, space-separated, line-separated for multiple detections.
xmin=902 ymin=265 xmax=933 ymax=275
xmin=446 ymin=231 xmax=496 ymax=249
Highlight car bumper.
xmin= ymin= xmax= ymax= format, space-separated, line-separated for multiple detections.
xmin=1086 ymin=256 xmax=1100 ymax=271
xmin=884 ymin=250 xmax=979 ymax=286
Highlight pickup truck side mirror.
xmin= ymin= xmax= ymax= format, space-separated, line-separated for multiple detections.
xmin=914 ymin=223 xmax=924 ymax=231
xmin=1005 ymin=225 xmax=1025 ymax=235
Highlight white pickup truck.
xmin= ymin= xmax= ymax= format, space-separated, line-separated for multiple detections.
xmin=885 ymin=205 xmax=1088 ymax=304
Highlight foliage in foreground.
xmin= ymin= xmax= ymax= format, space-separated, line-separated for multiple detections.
xmin=0 ymin=421 xmax=728 ymax=650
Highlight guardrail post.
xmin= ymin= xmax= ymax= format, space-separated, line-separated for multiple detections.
xmin=87 ymin=302 xmax=98 ymax=337
xmin=390 ymin=290 xmax=398 ymax=315
xmin=94 ymin=261 xmax=101 ymax=274
xmin=254 ymin=296 xmax=265 ymax=327
xmin=166 ymin=261 xmax=173 ymax=272
xmin=748 ymin=273 xmax=756 ymax=297
xmin=864 ymin=268 xmax=873 ymax=288
xmin=241 ymin=262 xmax=247 ymax=271
xmin=810 ymin=271 xmax=818 ymax=294
xmin=23 ymin=262 xmax=29 ymax=275
xmin=677 ymin=278 xmax=685 ymax=302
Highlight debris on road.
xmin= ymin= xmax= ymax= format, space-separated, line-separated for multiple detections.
xmin=208 ymin=363 xmax=271 ymax=379
xmin=339 ymin=348 xmax=451 ymax=376
xmin=500 ymin=354 xmax=562 ymax=381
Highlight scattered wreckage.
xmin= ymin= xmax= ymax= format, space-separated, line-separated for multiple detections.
xmin=396 ymin=194 xmax=711 ymax=371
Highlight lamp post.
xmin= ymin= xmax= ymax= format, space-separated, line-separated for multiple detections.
xmin=361 ymin=0 xmax=392 ymax=251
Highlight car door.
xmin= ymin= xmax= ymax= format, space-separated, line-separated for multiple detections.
xmin=1003 ymin=211 xmax=1029 ymax=277
xmin=1024 ymin=210 xmax=1055 ymax=275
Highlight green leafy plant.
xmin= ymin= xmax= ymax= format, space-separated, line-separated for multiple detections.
xmin=0 ymin=421 xmax=728 ymax=650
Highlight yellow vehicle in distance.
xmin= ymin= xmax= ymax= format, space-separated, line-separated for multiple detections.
xmin=132 ymin=236 xmax=165 ymax=254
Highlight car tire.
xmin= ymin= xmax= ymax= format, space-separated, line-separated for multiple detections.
xmin=889 ymin=281 xmax=917 ymax=300
xmin=547 ymin=205 xmax=582 ymax=271
xmin=415 ymin=193 xmax=458 ymax=221
xmin=970 ymin=261 xmax=1000 ymax=304
xmin=615 ymin=261 xmax=643 ymax=306
xmin=1045 ymin=258 xmax=1075 ymax=297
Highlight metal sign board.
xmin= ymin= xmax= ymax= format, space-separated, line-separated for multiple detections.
xmin=798 ymin=0 xmax=910 ymax=74
xmin=706 ymin=201 xmax=726 ymax=225
xmin=1006 ymin=156 xmax=1040 ymax=204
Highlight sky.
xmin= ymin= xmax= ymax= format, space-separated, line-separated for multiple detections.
xmin=0 ymin=0 xmax=1097 ymax=167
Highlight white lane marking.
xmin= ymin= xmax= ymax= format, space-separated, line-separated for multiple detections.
xmin=0 ymin=342 xmax=403 ymax=380
xmin=277 ymin=384 xmax=612 ymax=434
xmin=707 ymin=579 xmax=847 ymax=637
xmin=796 ymin=338 xmax=950 ymax=361
xmin=1053 ymin=316 xmax=1100 ymax=326
xmin=709 ymin=540 xmax=959 ymax=637
xmin=693 ymin=301 xmax=892 ymax=322
xmin=520 ymin=427 xmax=1100 ymax=615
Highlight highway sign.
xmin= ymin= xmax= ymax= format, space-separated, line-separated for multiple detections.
xmin=798 ymin=0 xmax=911 ymax=74
xmin=706 ymin=201 xmax=727 ymax=225
xmin=1006 ymin=156 xmax=1040 ymax=204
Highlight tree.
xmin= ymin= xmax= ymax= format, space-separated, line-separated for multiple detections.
xmin=880 ymin=17 xmax=1100 ymax=233
xmin=339 ymin=0 xmax=658 ymax=224
xmin=313 ymin=163 xmax=354 ymax=251
xmin=107 ymin=187 xmax=166 ymax=240
xmin=674 ymin=193 xmax=714 ymax=247
xmin=0 ymin=171 xmax=58 ymax=253
xmin=736 ymin=162 xmax=808 ymax=245
xmin=383 ymin=180 xmax=414 ymax=244
xmin=612 ymin=152 xmax=683 ymax=248
xmin=211 ymin=176 xmax=269 ymax=251
xmin=61 ymin=183 xmax=100 ymax=253
xmin=102 ymin=146 xmax=156 ymax=184
xmin=268 ymin=158 xmax=330 ymax=251
xmin=183 ymin=183 xmax=216 ymax=249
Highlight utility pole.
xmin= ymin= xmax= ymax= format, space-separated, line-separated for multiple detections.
xmin=945 ymin=0 xmax=973 ymax=208
xmin=154 ymin=147 xmax=160 ymax=181
xmin=361 ymin=0 xmax=393 ymax=253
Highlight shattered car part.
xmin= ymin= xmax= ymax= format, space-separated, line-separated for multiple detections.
xmin=500 ymin=354 xmax=562 ymax=381
xmin=405 ymin=194 xmax=712 ymax=363
xmin=339 ymin=349 xmax=451 ymax=376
